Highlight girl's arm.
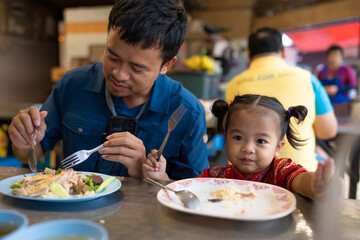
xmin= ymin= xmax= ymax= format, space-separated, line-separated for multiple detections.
xmin=291 ymin=159 xmax=334 ymax=200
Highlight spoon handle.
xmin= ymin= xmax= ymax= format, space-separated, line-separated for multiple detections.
xmin=143 ymin=178 xmax=175 ymax=193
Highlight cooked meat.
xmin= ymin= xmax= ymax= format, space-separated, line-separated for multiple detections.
xmin=27 ymin=186 xmax=49 ymax=197
xmin=44 ymin=168 xmax=56 ymax=175
xmin=90 ymin=175 xmax=103 ymax=185
xmin=11 ymin=169 xmax=78 ymax=197
xmin=73 ymin=175 xmax=89 ymax=194
xmin=12 ymin=188 xmax=28 ymax=196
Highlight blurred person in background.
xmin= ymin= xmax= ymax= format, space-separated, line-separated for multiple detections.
xmin=8 ymin=0 xmax=209 ymax=179
xmin=225 ymin=27 xmax=338 ymax=171
xmin=317 ymin=45 xmax=357 ymax=105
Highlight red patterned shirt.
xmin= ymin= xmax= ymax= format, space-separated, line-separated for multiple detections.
xmin=198 ymin=158 xmax=307 ymax=191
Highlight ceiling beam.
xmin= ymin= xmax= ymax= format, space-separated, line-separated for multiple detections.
xmin=252 ymin=0 xmax=360 ymax=31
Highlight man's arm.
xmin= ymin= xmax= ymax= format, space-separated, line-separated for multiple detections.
xmin=314 ymin=112 xmax=338 ymax=139
xmin=311 ymin=74 xmax=338 ymax=139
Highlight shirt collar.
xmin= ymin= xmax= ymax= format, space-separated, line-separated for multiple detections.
xmin=148 ymin=74 xmax=171 ymax=114
xmin=83 ymin=63 xmax=170 ymax=114
xmin=250 ymin=56 xmax=286 ymax=69
xmin=84 ymin=62 xmax=106 ymax=94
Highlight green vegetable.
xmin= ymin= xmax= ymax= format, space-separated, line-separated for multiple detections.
xmin=96 ymin=176 xmax=115 ymax=193
xmin=49 ymin=182 xmax=70 ymax=198
xmin=84 ymin=176 xmax=99 ymax=192
xmin=56 ymin=168 xmax=62 ymax=174
xmin=10 ymin=183 xmax=22 ymax=189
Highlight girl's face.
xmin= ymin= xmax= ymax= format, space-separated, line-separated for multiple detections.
xmin=225 ymin=106 xmax=285 ymax=178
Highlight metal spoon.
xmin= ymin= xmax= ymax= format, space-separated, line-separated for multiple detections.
xmin=144 ymin=178 xmax=201 ymax=210
xmin=27 ymin=128 xmax=37 ymax=173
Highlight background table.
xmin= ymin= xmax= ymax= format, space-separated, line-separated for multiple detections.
xmin=0 ymin=166 xmax=359 ymax=240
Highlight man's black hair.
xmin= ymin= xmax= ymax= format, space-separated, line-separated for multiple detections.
xmin=108 ymin=0 xmax=187 ymax=65
xmin=326 ymin=44 xmax=344 ymax=57
xmin=248 ymin=27 xmax=283 ymax=58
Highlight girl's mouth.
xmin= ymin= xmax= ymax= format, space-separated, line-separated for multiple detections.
xmin=240 ymin=158 xmax=254 ymax=164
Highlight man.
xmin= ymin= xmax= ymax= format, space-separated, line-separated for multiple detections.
xmin=8 ymin=0 xmax=209 ymax=179
xmin=317 ymin=44 xmax=357 ymax=105
xmin=226 ymin=27 xmax=337 ymax=171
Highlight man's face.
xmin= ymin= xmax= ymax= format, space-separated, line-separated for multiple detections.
xmin=103 ymin=28 xmax=175 ymax=106
xmin=327 ymin=50 xmax=343 ymax=68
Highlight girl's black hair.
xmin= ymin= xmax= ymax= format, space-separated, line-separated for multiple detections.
xmin=211 ymin=94 xmax=308 ymax=149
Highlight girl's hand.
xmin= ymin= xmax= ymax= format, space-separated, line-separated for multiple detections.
xmin=142 ymin=149 xmax=170 ymax=181
xmin=312 ymin=158 xmax=335 ymax=198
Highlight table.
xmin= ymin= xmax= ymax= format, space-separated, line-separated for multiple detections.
xmin=0 ymin=166 xmax=359 ymax=240
xmin=316 ymin=117 xmax=360 ymax=199
xmin=335 ymin=119 xmax=360 ymax=199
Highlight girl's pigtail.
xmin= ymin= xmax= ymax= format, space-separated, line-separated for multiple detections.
xmin=288 ymin=106 xmax=307 ymax=123
xmin=286 ymin=105 xmax=308 ymax=149
xmin=211 ymin=99 xmax=229 ymax=134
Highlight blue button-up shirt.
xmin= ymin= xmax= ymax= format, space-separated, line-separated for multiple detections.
xmin=41 ymin=63 xmax=209 ymax=179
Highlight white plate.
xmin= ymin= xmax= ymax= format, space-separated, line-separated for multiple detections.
xmin=0 ymin=171 xmax=121 ymax=202
xmin=157 ymin=178 xmax=296 ymax=221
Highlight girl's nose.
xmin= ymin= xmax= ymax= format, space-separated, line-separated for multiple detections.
xmin=242 ymin=142 xmax=255 ymax=154
xmin=113 ymin=64 xmax=130 ymax=81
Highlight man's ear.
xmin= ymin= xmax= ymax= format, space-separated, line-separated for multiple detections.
xmin=160 ymin=57 xmax=177 ymax=75
xmin=274 ymin=140 xmax=286 ymax=158
xmin=247 ymin=51 xmax=251 ymax=63
xmin=281 ymin=47 xmax=286 ymax=59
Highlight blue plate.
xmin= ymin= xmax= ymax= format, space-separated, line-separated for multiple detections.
xmin=0 ymin=210 xmax=28 ymax=240
xmin=0 ymin=172 xmax=121 ymax=202
xmin=8 ymin=219 xmax=108 ymax=240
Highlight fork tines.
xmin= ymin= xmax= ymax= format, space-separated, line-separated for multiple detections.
xmin=61 ymin=154 xmax=79 ymax=169
xmin=171 ymin=104 xmax=186 ymax=123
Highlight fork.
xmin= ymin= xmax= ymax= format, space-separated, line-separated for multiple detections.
xmin=157 ymin=104 xmax=187 ymax=159
xmin=61 ymin=144 xmax=104 ymax=169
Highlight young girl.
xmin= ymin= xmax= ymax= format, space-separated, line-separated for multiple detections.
xmin=143 ymin=94 xmax=335 ymax=200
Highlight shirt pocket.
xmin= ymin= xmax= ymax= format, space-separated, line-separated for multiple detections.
xmin=62 ymin=112 xmax=106 ymax=151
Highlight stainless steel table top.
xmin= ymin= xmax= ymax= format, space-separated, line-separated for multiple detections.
xmin=0 ymin=166 xmax=359 ymax=240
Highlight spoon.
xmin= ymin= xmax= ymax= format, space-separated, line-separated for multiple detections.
xmin=27 ymin=128 xmax=37 ymax=173
xmin=144 ymin=178 xmax=201 ymax=210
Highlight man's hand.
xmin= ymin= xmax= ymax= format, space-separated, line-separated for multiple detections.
xmin=8 ymin=106 xmax=47 ymax=150
xmin=142 ymin=149 xmax=170 ymax=181
xmin=325 ymin=85 xmax=338 ymax=97
xmin=99 ymin=132 xmax=146 ymax=178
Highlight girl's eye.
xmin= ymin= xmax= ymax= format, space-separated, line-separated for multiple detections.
xmin=233 ymin=135 xmax=243 ymax=141
xmin=257 ymin=139 xmax=266 ymax=144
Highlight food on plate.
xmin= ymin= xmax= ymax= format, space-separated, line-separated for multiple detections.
xmin=9 ymin=168 xmax=112 ymax=199
xmin=207 ymin=198 xmax=223 ymax=203
xmin=210 ymin=186 xmax=256 ymax=201
xmin=236 ymin=210 xmax=246 ymax=216
xmin=95 ymin=176 xmax=115 ymax=193
xmin=49 ymin=182 xmax=70 ymax=198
